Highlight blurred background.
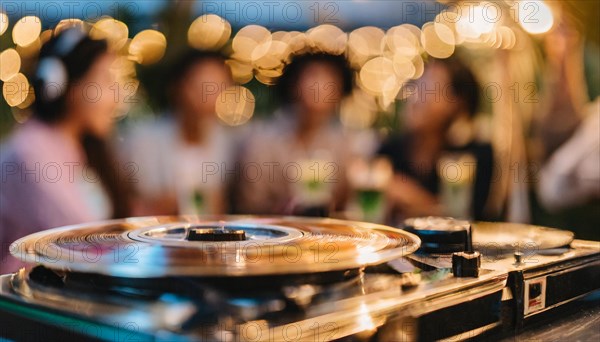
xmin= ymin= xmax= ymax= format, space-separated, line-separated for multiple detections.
xmin=0 ymin=0 xmax=598 ymax=253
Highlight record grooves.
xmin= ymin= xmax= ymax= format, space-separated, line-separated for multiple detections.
xmin=10 ymin=216 xmax=421 ymax=278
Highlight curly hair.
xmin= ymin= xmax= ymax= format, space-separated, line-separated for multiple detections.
xmin=276 ymin=52 xmax=354 ymax=105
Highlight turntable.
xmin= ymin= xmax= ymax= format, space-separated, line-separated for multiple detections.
xmin=0 ymin=216 xmax=598 ymax=341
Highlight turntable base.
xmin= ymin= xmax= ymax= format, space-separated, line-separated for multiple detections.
xmin=0 ymin=216 xmax=598 ymax=341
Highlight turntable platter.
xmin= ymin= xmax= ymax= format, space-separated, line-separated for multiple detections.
xmin=472 ymin=222 xmax=574 ymax=250
xmin=10 ymin=216 xmax=420 ymax=278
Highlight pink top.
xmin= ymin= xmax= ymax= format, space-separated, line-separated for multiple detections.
xmin=0 ymin=119 xmax=110 ymax=273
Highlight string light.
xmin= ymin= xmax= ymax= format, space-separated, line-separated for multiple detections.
xmin=215 ymin=86 xmax=255 ymax=126
xmin=2 ymin=4 xmax=542 ymax=127
xmin=3 ymin=73 xmax=29 ymax=107
xmin=90 ymin=18 xmax=129 ymax=51
xmin=55 ymin=19 xmax=85 ymax=35
xmin=421 ymin=22 xmax=455 ymax=59
xmin=12 ymin=16 xmax=42 ymax=47
xmin=0 ymin=48 xmax=21 ymax=82
xmin=0 ymin=12 xmax=8 ymax=36
xmin=188 ymin=14 xmax=231 ymax=51
xmin=129 ymin=29 xmax=167 ymax=65
xmin=516 ymin=0 xmax=554 ymax=34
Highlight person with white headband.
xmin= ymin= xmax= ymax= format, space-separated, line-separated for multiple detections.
xmin=0 ymin=28 xmax=131 ymax=273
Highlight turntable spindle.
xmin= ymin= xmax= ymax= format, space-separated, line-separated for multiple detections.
xmin=186 ymin=228 xmax=247 ymax=241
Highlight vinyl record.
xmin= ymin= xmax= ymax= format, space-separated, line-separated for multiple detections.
xmin=10 ymin=216 xmax=420 ymax=278
xmin=471 ymin=221 xmax=574 ymax=250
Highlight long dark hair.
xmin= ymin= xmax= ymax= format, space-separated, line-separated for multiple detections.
xmin=32 ymin=29 xmax=131 ymax=218
xmin=431 ymin=57 xmax=481 ymax=117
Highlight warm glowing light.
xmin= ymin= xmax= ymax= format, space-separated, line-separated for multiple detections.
xmin=516 ymin=0 xmax=554 ymax=34
xmin=285 ymin=31 xmax=308 ymax=55
xmin=385 ymin=24 xmax=421 ymax=59
xmin=188 ymin=14 xmax=231 ymax=51
xmin=498 ymin=26 xmax=516 ymax=49
xmin=392 ymin=55 xmax=416 ymax=81
xmin=232 ymin=25 xmax=271 ymax=62
xmin=254 ymin=72 xmax=278 ymax=86
xmin=17 ymin=86 xmax=35 ymax=109
xmin=455 ymin=4 xmax=497 ymax=40
xmin=108 ymin=57 xmax=138 ymax=118
xmin=17 ymin=38 xmax=41 ymax=59
xmin=359 ymin=57 xmax=396 ymax=95
xmin=434 ymin=11 xmax=460 ymax=45
xmin=381 ymin=79 xmax=402 ymax=108
xmin=129 ymin=30 xmax=167 ymax=65
xmin=411 ymin=54 xmax=425 ymax=80
xmin=355 ymin=302 xmax=377 ymax=334
xmin=11 ymin=107 xmax=31 ymax=123
xmin=348 ymin=26 xmax=385 ymax=67
xmin=12 ymin=16 xmax=42 ymax=47
xmin=307 ymin=24 xmax=347 ymax=55
xmin=215 ymin=86 xmax=255 ymax=126
xmin=110 ymin=56 xmax=137 ymax=80
xmin=55 ymin=19 xmax=85 ymax=35
xmin=421 ymin=22 xmax=455 ymax=59
xmin=3 ymin=73 xmax=30 ymax=107
xmin=225 ymin=59 xmax=254 ymax=84
xmin=40 ymin=29 xmax=53 ymax=44
xmin=252 ymin=40 xmax=289 ymax=69
xmin=474 ymin=5 xmax=497 ymax=34
xmin=0 ymin=49 xmax=21 ymax=82
xmin=0 ymin=12 xmax=8 ymax=36
xmin=90 ymin=18 xmax=129 ymax=51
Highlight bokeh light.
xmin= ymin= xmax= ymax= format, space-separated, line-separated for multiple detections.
xmin=90 ymin=18 xmax=129 ymax=51
xmin=129 ymin=30 xmax=167 ymax=65
xmin=232 ymin=25 xmax=271 ymax=62
xmin=188 ymin=14 xmax=231 ymax=51
xmin=0 ymin=12 xmax=8 ymax=36
xmin=12 ymin=16 xmax=42 ymax=47
xmin=3 ymin=73 xmax=30 ymax=107
xmin=55 ymin=19 xmax=85 ymax=35
xmin=468 ymin=4 xmax=497 ymax=37
xmin=516 ymin=0 xmax=554 ymax=34
xmin=0 ymin=4 xmax=535 ymax=128
xmin=385 ymin=24 xmax=422 ymax=59
xmin=348 ymin=26 xmax=385 ymax=68
xmin=16 ymin=86 xmax=35 ymax=109
xmin=359 ymin=56 xmax=396 ymax=96
xmin=498 ymin=26 xmax=516 ymax=49
xmin=16 ymin=38 xmax=41 ymax=59
xmin=307 ymin=24 xmax=347 ymax=55
xmin=421 ymin=22 xmax=455 ymax=59
xmin=215 ymin=86 xmax=255 ymax=126
xmin=0 ymin=49 xmax=21 ymax=82
xmin=225 ymin=59 xmax=254 ymax=84
xmin=40 ymin=29 xmax=53 ymax=44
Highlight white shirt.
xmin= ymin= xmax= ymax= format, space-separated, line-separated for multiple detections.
xmin=123 ymin=117 xmax=233 ymax=215
xmin=538 ymin=98 xmax=600 ymax=211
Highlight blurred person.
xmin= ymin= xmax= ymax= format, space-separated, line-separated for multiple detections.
xmin=538 ymin=97 xmax=599 ymax=212
xmin=237 ymin=53 xmax=354 ymax=216
xmin=534 ymin=15 xmax=590 ymax=160
xmin=533 ymin=6 xmax=600 ymax=240
xmin=0 ymin=29 xmax=130 ymax=272
xmin=378 ymin=57 xmax=493 ymax=221
xmin=123 ymin=50 xmax=234 ymax=215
